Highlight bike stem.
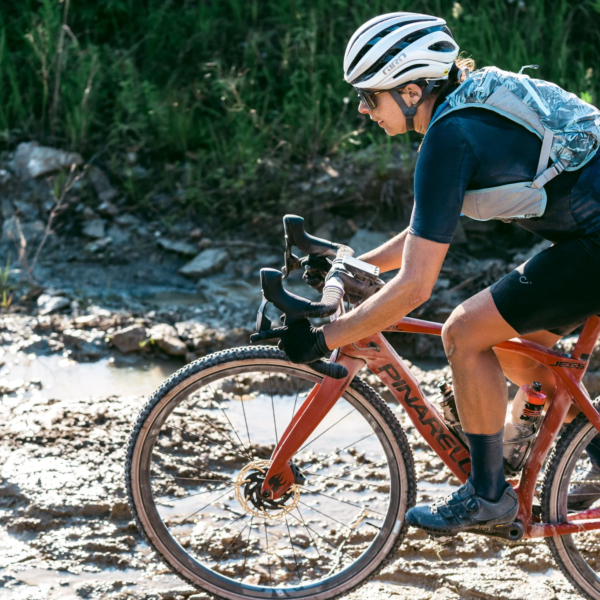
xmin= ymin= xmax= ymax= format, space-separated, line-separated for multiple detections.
xmin=260 ymin=354 xmax=365 ymax=500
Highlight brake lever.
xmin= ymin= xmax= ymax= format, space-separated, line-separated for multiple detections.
xmin=282 ymin=232 xmax=302 ymax=280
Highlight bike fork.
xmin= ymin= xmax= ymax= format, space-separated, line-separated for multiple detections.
xmin=260 ymin=354 xmax=364 ymax=500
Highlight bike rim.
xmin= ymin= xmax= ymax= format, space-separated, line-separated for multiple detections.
xmin=553 ymin=423 xmax=600 ymax=593
xmin=129 ymin=360 xmax=406 ymax=600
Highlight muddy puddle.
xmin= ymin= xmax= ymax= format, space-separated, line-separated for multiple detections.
xmin=0 ymin=348 xmax=590 ymax=599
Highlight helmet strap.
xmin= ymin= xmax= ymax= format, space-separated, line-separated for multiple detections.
xmin=390 ymin=81 xmax=436 ymax=132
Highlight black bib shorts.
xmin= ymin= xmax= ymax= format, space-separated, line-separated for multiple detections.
xmin=490 ymin=234 xmax=600 ymax=336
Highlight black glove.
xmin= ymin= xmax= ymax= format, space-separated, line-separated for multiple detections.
xmin=250 ymin=318 xmax=330 ymax=364
xmin=300 ymin=255 xmax=331 ymax=292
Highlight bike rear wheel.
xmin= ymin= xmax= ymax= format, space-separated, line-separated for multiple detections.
xmin=542 ymin=400 xmax=600 ymax=599
xmin=126 ymin=346 xmax=416 ymax=600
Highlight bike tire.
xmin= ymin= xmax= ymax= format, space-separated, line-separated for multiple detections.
xmin=542 ymin=399 xmax=600 ymax=599
xmin=125 ymin=346 xmax=416 ymax=600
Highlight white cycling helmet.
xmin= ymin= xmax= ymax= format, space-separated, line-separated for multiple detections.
xmin=344 ymin=13 xmax=459 ymax=129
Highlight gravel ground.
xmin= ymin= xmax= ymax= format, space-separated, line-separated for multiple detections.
xmin=0 ymin=344 xmax=588 ymax=600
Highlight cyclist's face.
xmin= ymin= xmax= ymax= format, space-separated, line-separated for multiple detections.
xmin=358 ymin=86 xmax=421 ymax=135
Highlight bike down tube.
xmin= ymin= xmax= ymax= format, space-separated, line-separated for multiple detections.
xmin=260 ymin=354 xmax=365 ymax=500
xmin=344 ymin=333 xmax=472 ymax=482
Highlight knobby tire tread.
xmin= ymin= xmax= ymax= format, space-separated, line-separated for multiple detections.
xmin=541 ymin=398 xmax=600 ymax=600
xmin=125 ymin=345 xmax=416 ymax=600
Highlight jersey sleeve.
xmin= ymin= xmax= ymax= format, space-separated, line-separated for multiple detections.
xmin=409 ymin=117 xmax=479 ymax=244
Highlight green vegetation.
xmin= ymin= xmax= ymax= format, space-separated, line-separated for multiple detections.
xmin=1 ymin=0 xmax=599 ymax=224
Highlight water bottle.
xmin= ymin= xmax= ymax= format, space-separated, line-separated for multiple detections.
xmin=503 ymin=381 xmax=547 ymax=475
xmin=437 ymin=381 xmax=468 ymax=448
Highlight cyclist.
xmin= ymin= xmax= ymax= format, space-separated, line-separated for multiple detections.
xmin=255 ymin=12 xmax=600 ymax=534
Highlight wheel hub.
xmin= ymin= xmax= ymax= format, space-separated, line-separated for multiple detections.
xmin=234 ymin=460 xmax=300 ymax=519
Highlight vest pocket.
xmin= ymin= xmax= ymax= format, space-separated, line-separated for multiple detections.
xmin=462 ymin=182 xmax=547 ymax=221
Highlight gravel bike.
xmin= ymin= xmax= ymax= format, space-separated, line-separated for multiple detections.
xmin=126 ymin=215 xmax=600 ymax=600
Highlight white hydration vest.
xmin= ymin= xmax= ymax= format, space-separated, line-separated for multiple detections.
xmin=429 ymin=67 xmax=600 ymax=221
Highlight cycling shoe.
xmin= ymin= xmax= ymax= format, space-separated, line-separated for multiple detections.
xmin=405 ymin=479 xmax=518 ymax=535
xmin=568 ymin=465 xmax=600 ymax=511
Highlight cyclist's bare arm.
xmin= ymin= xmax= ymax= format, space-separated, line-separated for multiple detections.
xmin=359 ymin=227 xmax=410 ymax=272
xmin=323 ymin=233 xmax=449 ymax=349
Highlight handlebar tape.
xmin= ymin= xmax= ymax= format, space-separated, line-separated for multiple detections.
xmin=308 ymin=360 xmax=348 ymax=380
xmin=261 ymin=269 xmax=345 ymax=320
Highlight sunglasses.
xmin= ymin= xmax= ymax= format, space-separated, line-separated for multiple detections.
xmin=354 ymin=87 xmax=384 ymax=111
xmin=355 ymin=84 xmax=411 ymax=111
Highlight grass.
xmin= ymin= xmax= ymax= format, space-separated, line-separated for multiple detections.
xmin=1 ymin=0 xmax=599 ymax=227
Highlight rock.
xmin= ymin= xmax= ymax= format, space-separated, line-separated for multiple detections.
xmin=81 ymin=206 xmax=98 ymax=220
xmin=87 ymin=165 xmax=117 ymax=202
xmin=83 ymin=219 xmax=106 ymax=238
xmin=110 ymin=325 xmax=148 ymax=354
xmin=37 ymin=294 xmax=71 ymax=315
xmin=85 ymin=237 xmax=112 ymax=253
xmin=431 ymin=588 xmax=460 ymax=600
xmin=0 ymin=169 xmax=11 ymax=184
xmin=149 ymin=323 xmax=188 ymax=356
xmin=348 ymin=229 xmax=390 ymax=257
xmin=189 ymin=228 xmax=203 ymax=239
xmin=1 ymin=199 xmax=14 ymax=219
xmin=14 ymin=141 xmax=83 ymax=179
xmin=114 ymin=214 xmax=140 ymax=227
xmin=12 ymin=200 xmax=39 ymax=222
xmin=107 ymin=225 xmax=130 ymax=246
xmin=2 ymin=216 xmax=45 ymax=244
xmin=97 ymin=200 xmax=119 ymax=217
xmin=157 ymin=238 xmax=198 ymax=256
xmin=197 ymin=238 xmax=212 ymax=250
xmin=179 ymin=248 xmax=228 ymax=278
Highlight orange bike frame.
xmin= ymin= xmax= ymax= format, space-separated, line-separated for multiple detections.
xmin=260 ymin=314 xmax=600 ymax=540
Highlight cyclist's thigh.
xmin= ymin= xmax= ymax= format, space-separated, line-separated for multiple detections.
xmin=489 ymin=236 xmax=600 ymax=336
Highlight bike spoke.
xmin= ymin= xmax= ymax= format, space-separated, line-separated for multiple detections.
xmin=215 ymin=517 xmax=251 ymax=568
xmin=298 ymin=408 xmax=357 ymax=452
xmin=298 ymin=499 xmax=352 ymax=530
xmin=240 ymin=516 xmax=254 ymax=578
xmin=208 ymin=383 xmax=252 ymax=459
xmin=264 ymin=522 xmax=272 ymax=583
xmin=302 ymin=487 xmax=386 ymax=516
xmin=171 ymin=487 xmax=235 ymax=528
xmin=285 ymin=515 xmax=303 ymax=583
xmin=183 ymin=399 xmax=254 ymax=462
xmin=237 ymin=376 xmax=254 ymax=455
xmin=151 ymin=473 xmax=232 ymax=483
xmin=199 ymin=512 xmax=248 ymax=556
xmin=301 ymin=432 xmax=377 ymax=474
xmin=269 ymin=374 xmax=279 ymax=445
xmin=292 ymin=377 xmax=301 ymax=420
xmin=295 ymin=506 xmax=323 ymax=562
xmin=289 ymin=510 xmax=339 ymax=551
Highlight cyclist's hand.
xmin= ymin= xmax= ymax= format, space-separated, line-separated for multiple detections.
xmin=300 ymin=255 xmax=331 ymax=292
xmin=250 ymin=318 xmax=330 ymax=364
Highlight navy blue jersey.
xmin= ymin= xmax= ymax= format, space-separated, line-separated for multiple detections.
xmin=409 ymin=108 xmax=600 ymax=245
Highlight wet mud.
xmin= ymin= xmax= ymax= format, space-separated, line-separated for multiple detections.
xmin=0 ymin=346 xmax=589 ymax=600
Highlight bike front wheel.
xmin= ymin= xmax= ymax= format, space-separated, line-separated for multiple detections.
xmin=126 ymin=346 xmax=416 ymax=600
xmin=542 ymin=401 xmax=600 ymax=600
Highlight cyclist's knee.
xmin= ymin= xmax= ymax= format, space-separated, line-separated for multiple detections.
xmin=442 ymin=308 xmax=492 ymax=359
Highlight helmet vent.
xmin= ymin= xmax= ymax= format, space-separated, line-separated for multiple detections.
xmin=350 ymin=24 xmax=451 ymax=85
xmin=428 ymin=41 xmax=457 ymax=52
xmin=347 ymin=19 xmax=435 ymax=76
xmin=392 ymin=63 xmax=429 ymax=79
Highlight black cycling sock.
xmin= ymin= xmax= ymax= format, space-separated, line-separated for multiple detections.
xmin=586 ymin=433 xmax=600 ymax=469
xmin=464 ymin=428 xmax=507 ymax=502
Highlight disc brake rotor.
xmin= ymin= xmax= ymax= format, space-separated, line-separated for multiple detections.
xmin=234 ymin=460 xmax=300 ymax=519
